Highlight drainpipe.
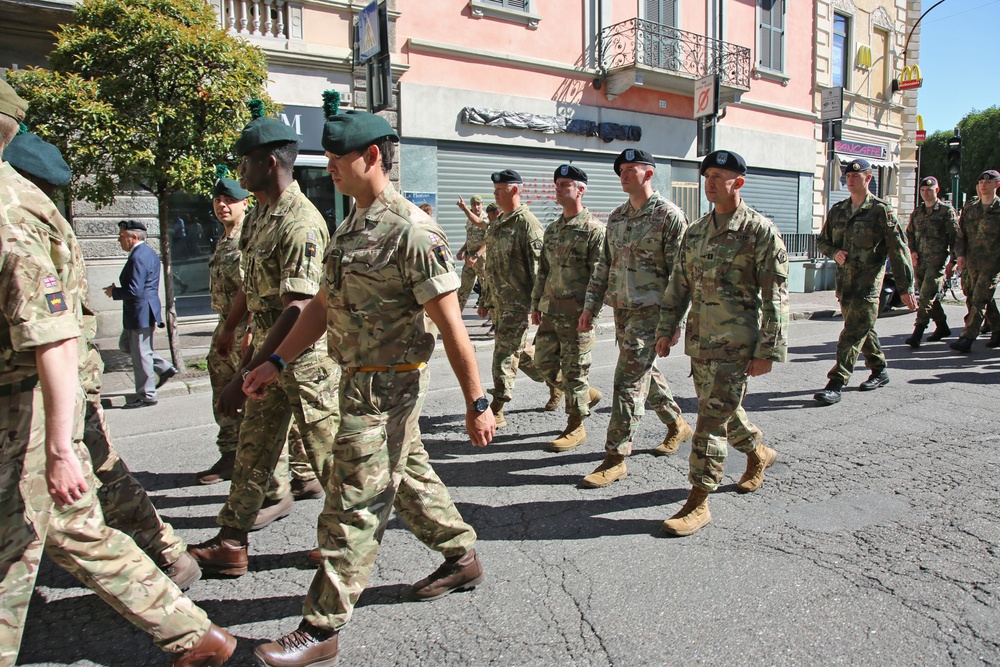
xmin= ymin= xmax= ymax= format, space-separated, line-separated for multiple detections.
xmin=594 ymin=0 xmax=607 ymax=89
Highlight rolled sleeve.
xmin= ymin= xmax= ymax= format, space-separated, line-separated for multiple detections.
xmin=414 ymin=272 xmax=461 ymax=305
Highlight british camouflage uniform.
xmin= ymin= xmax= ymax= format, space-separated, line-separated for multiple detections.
xmin=955 ymin=196 xmax=1000 ymax=341
xmin=216 ymin=181 xmax=340 ymax=533
xmin=906 ymin=200 xmax=958 ymax=330
xmin=304 ymin=183 xmax=476 ymax=632
xmin=531 ymin=208 xmax=605 ymax=417
xmin=456 ymin=212 xmax=488 ymax=310
xmin=818 ymin=192 xmax=913 ymax=385
xmin=583 ymin=192 xmax=687 ymax=456
xmin=0 ymin=162 xmax=210 ymax=663
xmin=657 ymin=202 xmax=789 ymax=491
xmin=481 ymin=203 xmax=550 ymax=405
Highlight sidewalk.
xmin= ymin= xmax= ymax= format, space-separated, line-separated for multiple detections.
xmin=94 ymin=289 xmax=843 ymax=406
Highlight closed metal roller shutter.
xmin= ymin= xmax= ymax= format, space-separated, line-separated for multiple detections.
xmin=740 ymin=168 xmax=799 ymax=233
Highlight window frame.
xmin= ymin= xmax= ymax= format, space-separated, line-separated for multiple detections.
xmin=832 ymin=12 xmax=851 ymax=89
xmin=756 ymin=0 xmax=785 ymax=74
xmin=468 ymin=0 xmax=540 ymax=29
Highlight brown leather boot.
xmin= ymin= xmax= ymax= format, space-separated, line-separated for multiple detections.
xmin=662 ymin=487 xmax=711 ymax=536
xmin=581 ymin=453 xmax=627 ymax=488
xmin=550 ymin=415 xmax=585 ymax=452
xmin=187 ymin=529 xmax=249 ymax=577
xmin=587 ymin=386 xmax=603 ymax=408
xmin=653 ymin=416 xmax=693 ymax=456
xmin=489 ymin=399 xmax=507 ymax=428
xmin=196 ymin=451 xmax=235 ymax=485
xmin=291 ymin=477 xmax=324 ymax=501
xmin=737 ymin=444 xmax=777 ymax=494
xmin=254 ymin=622 xmax=338 ymax=667
xmin=252 ymin=494 xmax=294 ymax=531
xmin=163 ymin=551 xmax=202 ymax=591
xmin=172 ymin=623 xmax=236 ymax=666
xmin=543 ymin=385 xmax=564 ymax=411
xmin=412 ymin=549 xmax=485 ymax=601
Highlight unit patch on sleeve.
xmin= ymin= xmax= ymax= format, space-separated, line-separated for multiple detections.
xmin=306 ymin=242 xmax=317 ymax=257
xmin=46 ymin=291 xmax=67 ymax=313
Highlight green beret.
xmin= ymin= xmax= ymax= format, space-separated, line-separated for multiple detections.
xmin=321 ymin=110 xmax=399 ymax=155
xmin=233 ymin=116 xmax=299 ymax=157
xmin=3 ymin=132 xmax=72 ymax=187
xmin=0 ymin=78 xmax=27 ymax=122
xmin=212 ymin=177 xmax=249 ymax=200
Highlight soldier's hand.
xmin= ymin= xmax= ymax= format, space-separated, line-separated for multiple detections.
xmin=655 ymin=336 xmax=672 ymax=357
xmin=477 ymin=306 xmax=488 ymax=319
xmin=240 ymin=331 xmax=253 ymax=357
xmin=747 ymin=358 xmax=773 ymax=377
xmin=217 ymin=377 xmax=248 ymax=416
xmin=530 ymin=311 xmax=541 ymax=326
xmin=578 ymin=310 xmax=594 ymax=333
xmin=216 ymin=327 xmax=236 ymax=358
xmin=901 ymin=292 xmax=918 ymax=312
xmin=243 ymin=364 xmax=279 ymax=399
xmin=457 ymin=195 xmax=466 ymax=209
xmin=467 ymin=408 xmax=496 ymax=447
xmin=910 ymin=252 xmax=919 ymax=268
xmin=834 ymin=250 xmax=848 ymax=265
xmin=46 ymin=450 xmax=88 ymax=507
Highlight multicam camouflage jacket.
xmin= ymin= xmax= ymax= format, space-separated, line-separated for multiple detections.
xmin=657 ymin=201 xmax=789 ymax=362
xmin=209 ymin=224 xmax=245 ymax=317
xmin=906 ymin=200 xmax=958 ymax=269
xmin=955 ymin=196 xmax=1000 ymax=273
xmin=530 ymin=208 xmax=605 ymax=317
xmin=481 ymin=204 xmax=543 ymax=312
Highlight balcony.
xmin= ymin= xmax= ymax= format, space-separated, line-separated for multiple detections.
xmin=598 ymin=18 xmax=751 ymax=102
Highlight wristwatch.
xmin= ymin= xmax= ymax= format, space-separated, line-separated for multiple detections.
xmin=469 ymin=396 xmax=489 ymax=413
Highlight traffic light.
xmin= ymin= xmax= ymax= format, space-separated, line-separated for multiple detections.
xmin=946 ymin=131 xmax=962 ymax=176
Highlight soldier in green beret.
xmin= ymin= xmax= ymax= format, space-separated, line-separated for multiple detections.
xmin=245 ymin=109 xmax=494 ymax=666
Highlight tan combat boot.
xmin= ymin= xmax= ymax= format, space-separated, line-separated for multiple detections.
xmin=662 ymin=487 xmax=711 ymax=536
xmin=544 ymin=385 xmax=564 ymax=411
xmin=653 ymin=416 xmax=693 ymax=456
xmin=581 ymin=453 xmax=627 ymax=488
xmin=490 ymin=399 xmax=507 ymax=428
xmin=736 ymin=444 xmax=777 ymax=494
xmin=587 ymin=386 xmax=603 ymax=407
xmin=550 ymin=415 xmax=585 ymax=452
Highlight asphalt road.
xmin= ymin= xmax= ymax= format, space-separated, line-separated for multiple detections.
xmin=17 ymin=304 xmax=1000 ymax=666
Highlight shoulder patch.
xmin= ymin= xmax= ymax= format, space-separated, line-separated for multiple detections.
xmin=431 ymin=244 xmax=450 ymax=266
xmin=305 ymin=242 xmax=317 ymax=257
xmin=46 ymin=291 xmax=67 ymax=313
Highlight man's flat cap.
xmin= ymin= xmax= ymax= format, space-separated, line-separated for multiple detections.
xmin=613 ymin=148 xmax=655 ymax=176
xmin=491 ymin=169 xmax=522 ymax=184
xmin=845 ymin=158 xmax=872 ymax=172
xmin=321 ymin=110 xmax=398 ymax=155
xmin=233 ymin=116 xmax=299 ymax=157
xmin=212 ymin=177 xmax=249 ymax=200
xmin=3 ymin=132 xmax=72 ymax=187
xmin=701 ymin=150 xmax=747 ymax=176
xmin=470 ymin=194 xmax=483 ymax=204
xmin=978 ymin=169 xmax=1000 ymax=182
xmin=119 ymin=219 xmax=147 ymax=232
xmin=920 ymin=176 xmax=938 ymax=187
xmin=554 ymin=164 xmax=588 ymax=183
xmin=0 ymin=78 xmax=27 ymax=122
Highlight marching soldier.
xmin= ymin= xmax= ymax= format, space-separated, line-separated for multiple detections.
xmin=656 ymin=150 xmax=789 ymax=536
xmin=456 ymin=194 xmax=488 ymax=310
xmin=950 ymin=169 xmax=1000 ymax=353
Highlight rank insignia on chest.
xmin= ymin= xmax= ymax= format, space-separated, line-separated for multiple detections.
xmin=705 ymin=253 xmax=714 ymax=260
xmin=305 ymin=242 xmax=317 ymax=257
xmin=432 ymin=245 xmax=450 ymax=265
xmin=46 ymin=291 xmax=67 ymax=313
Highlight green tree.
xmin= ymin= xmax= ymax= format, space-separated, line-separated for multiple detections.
xmin=919 ymin=106 xmax=1000 ymax=208
xmin=7 ymin=0 xmax=272 ymax=369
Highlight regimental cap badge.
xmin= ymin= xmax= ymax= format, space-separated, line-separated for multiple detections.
xmin=625 ymin=149 xmax=635 ymax=161
xmin=560 ymin=165 xmax=569 ymax=176
xmin=716 ymin=152 xmax=728 ymax=165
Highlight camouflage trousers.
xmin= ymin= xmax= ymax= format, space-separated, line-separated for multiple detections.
xmin=303 ymin=366 xmax=476 ymax=632
xmin=533 ymin=312 xmax=596 ymax=417
xmin=688 ymin=358 xmax=762 ymax=492
xmin=960 ymin=268 xmax=1000 ymax=340
xmin=912 ymin=261 xmax=949 ymax=328
xmin=490 ymin=308 xmax=550 ymax=404
xmin=217 ymin=355 xmax=340 ymax=532
xmin=0 ymin=386 xmax=209 ymax=665
xmin=456 ymin=261 xmax=482 ymax=311
xmin=606 ymin=307 xmax=682 ymax=456
xmin=828 ymin=297 xmax=884 ymax=385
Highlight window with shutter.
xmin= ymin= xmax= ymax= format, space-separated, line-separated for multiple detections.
xmin=482 ymin=0 xmax=529 ymax=11
xmin=757 ymin=0 xmax=785 ymax=72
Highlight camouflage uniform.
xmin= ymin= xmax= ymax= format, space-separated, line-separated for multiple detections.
xmin=955 ymin=196 xmax=1000 ymax=340
xmin=531 ymin=208 xmax=605 ymax=416
xmin=216 ymin=182 xmax=340 ymax=533
xmin=657 ymin=203 xmax=790 ymax=491
xmin=906 ymin=200 xmax=958 ymax=329
xmin=817 ymin=193 xmax=913 ymax=385
xmin=208 ymin=217 xmax=246 ymax=456
xmin=456 ymin=214 xmax=488 ymax=310
xmin=303 ymin=183 xmax=476 ymax=632
xmin=0 ymin=162 xmax=210 ymax=662
xmin=583 ymin=192 xmax=687 ymax=456
xmin=481 ymin=204 xmax=549 ymax=403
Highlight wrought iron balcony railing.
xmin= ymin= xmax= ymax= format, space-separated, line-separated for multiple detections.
xmin=599 ymin=18 xmax=751 ymax=89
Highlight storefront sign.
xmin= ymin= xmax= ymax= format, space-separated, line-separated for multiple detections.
xmin=834 ymin=140 xmax=887 ymax=160
xmin=275 ymin=105 xmax=326 ymax=153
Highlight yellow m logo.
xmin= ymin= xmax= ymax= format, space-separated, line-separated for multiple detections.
xmin=856 ymin=45 xmax=872 ymax=70
xmin=900 ymin=65 xmax=922 ymax=83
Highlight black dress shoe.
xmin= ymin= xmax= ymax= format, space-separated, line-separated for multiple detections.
xmin=122 ymin=398 xmax=157 ymax=409
xmin=949 ymin=337 xmax=972 ymax=353
xmin=814 ymin=383 xmax=843 ymax=406
xmin=859 ymin=369 xmax=890 ymax=391
xmin=156 ymin=367 xmax=178 ymax=389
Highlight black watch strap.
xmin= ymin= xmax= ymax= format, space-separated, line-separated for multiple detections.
xmin=469 ymin=396 xmax=489 ymax=413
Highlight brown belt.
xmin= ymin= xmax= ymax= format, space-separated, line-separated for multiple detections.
xmin=344 ymin=362 xmax=426 ymax=374
xmin=0 ymin=375 xmax=39 ymax=397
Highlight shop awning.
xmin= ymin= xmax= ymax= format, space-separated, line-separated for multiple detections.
xmin=835 ymin=153 xmax=895 ymax=169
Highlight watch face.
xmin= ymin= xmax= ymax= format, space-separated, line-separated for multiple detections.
xmin=472 ymin=397 xmax=489 ymax=413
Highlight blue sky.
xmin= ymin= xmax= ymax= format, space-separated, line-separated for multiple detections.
xmin=916 ymin=0 xmax=999 ymax=133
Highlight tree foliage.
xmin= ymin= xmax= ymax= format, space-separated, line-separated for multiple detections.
xmin=919 ymin=106 xmax=1000 ymax=205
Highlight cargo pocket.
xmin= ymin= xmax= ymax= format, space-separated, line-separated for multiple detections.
xmin=333 ymin=423 xmax=388 ymax=510
xmin=290 ymin=356 xmax=340 ymax=425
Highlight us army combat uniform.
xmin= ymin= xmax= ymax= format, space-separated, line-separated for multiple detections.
xmin=583 ymin=192 xmax=687 ymax=456
xmin=0 ymin=162 xmax=210 ymax=663
xmin=303 ymin=183 xmax=476 ymax=632
xmin=216 ymin=181 xmax=340 ymax=533
xmin=657 ymin=202 xmax=789 ymax=491
xmin=817 ymin=192 xmax=913 ymax=385
xmin=531 ymin=208 xmax=605 ymax=417
xmin=456 ymin=212 xmax=488 ymax=310
xmin=482 ymin=203 xmax=550 ymax=404
xmin=906 ymin=200 xmax=958 ymax=330
xmin=955 ymin=196 xmax=1000 ymax=341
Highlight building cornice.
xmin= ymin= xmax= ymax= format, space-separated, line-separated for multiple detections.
xmin=406 ymin=38 xmax=593 ymax=79
xmin=737 ymin=98 xmax=817 ymax=122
